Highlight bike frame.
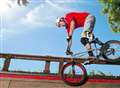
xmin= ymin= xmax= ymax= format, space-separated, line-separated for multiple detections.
xmin=71 ymin=38 xmax=104 ymax=58
xmin=61 ymin=38 xmax=120 ymax=86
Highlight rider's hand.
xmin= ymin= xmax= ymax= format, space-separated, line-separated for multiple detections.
xmin=66 ymin=36 xmax=70 ymax=42
xmin=65 ymin=49 xmax=73 ymax=55
xmin=66 ymin=36 xmax=72 ymax=42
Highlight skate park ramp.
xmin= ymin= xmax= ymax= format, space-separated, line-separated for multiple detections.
xmin=0 ymin=53 xmax=120 ymax=88
xmin=0 ymin=73 xmax=120 ymax=88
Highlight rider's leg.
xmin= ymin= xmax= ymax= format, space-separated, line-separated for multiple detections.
xmin=83 ymin=15 xmax=96 ymax=40
xmin=86 ymin=42 xmax=94 ymax=56
xmin=80 ymin=37 xmax=94 ymax=56
xmin=81 ymin=14 xmax=96 ymax=57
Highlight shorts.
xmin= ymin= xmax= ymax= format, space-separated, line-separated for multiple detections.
xmin=81 ymin=14 xmax=96 ymax=37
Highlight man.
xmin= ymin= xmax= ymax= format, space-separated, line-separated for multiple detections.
xmin=56 ymin=12 xmax=96 ymax=56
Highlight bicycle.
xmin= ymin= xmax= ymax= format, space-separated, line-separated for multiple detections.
xmin=61 ymin=37 xmax=120 ymax=86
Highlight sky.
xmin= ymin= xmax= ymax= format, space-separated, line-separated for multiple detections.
xmin=0 ymin=0 xmax=120 ymax=75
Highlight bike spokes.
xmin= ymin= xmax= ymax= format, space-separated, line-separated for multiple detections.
xmin=105 ymin=43 xmax=120 ymax=60
xmin=62 ymin=63 xmax=86 ymax=85
xmin=102 ymin=40 xmax=120 ymax=62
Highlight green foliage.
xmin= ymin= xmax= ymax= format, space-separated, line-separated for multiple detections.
xmin=107 ymin=72 xmax=113 ymax=76
xmin=99 ymin=0 xmax=120 ymax=33
xmin=96 ymin=71 xmax=106 ymax=76
xmin=17 ymin=0 xmax=29 ymax=6
xmin=89 ymin=70 xmax=95 ymax=76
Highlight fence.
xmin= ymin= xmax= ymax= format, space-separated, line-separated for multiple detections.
xmin=0 ymin=53 xmax=119 ymax=75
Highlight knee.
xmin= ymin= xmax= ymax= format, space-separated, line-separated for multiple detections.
xmin=80 ymin=37 xmax=89 ymax=46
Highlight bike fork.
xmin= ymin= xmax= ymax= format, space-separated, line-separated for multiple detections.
xmin=72 ymin=62 xmax=75 ymax=75
xmin=94 ymin=43 xmax=100 ymax=58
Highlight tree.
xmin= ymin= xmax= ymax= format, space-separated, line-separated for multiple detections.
xmin=89 ymin=70 xmax=95 ymax=76
xmin=17 ymin=0 xmax=28 ymax=6
xmin=96 ymin=71 xmax=106 ymax=76
xmin=99 ymin=0 xmax=120 ymax=33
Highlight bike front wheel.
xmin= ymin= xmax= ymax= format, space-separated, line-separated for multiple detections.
xmin=61 ymin=62 xmax=87 ymax=86
xmin=101 ymin=40 xmax=120 ymax=63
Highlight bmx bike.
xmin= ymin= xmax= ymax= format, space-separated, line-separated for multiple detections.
xmin=61 ymin=37 xmax=120 ymax=86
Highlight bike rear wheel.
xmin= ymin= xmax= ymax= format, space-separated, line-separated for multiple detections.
xmin=61 ymin=62 xmax=87 ymax=86
xmin=102 ymin=40 xmax=120 ymax=63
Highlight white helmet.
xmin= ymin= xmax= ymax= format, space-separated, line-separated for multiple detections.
xmin=56 ymin=17 xmax=64 ymax=27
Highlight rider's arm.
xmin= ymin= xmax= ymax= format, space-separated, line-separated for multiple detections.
xmin=67 ymin=20 xmax=75 ymax=50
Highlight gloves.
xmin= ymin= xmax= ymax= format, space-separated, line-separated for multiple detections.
xmin=66 ymin=36 xmax=72 ymax=42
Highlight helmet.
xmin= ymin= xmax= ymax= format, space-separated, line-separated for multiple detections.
xmin=56 ymin=17 xmax=64 ymax=27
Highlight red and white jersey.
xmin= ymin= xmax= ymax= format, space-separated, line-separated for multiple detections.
xmin=65 ymin=12 xmax=89 ymax=36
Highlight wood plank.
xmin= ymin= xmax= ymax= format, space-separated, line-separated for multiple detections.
xmin=0 ymin=53 xmax=120 ymax=65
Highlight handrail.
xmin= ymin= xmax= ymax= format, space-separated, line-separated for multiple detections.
xmin=0 ymin=53 xmax=119 ymax=75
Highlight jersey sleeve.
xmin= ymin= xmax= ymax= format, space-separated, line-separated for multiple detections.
xmin=65 ymin=13 xmax=74 ymax=37
xmin=65 ymin=13 xmax=74 ymax=23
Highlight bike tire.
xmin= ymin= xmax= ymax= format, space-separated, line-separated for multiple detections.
xmin=101 ymin=40 xmax=120 ymax=63
xmin=61 ymin=62 xmax=87 ymax=86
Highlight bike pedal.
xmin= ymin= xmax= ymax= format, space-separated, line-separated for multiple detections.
xmin=84 ymin=61 xmax=91 ymax=65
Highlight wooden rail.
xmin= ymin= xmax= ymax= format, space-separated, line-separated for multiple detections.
xmin=0 ymin=53 xmax=120 ymax=75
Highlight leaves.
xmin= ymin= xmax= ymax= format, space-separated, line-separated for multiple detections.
xmin=99 ymin=0 xmax=120 ymax=33
xmin=17 ymin=0 xmax=28 ymax=6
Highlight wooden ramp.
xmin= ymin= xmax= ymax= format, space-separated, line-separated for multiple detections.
xmin=0 ymin=72 xmax=120 ymax=88
xmin=0 ymin=53 xmax=119 ymax=74
xmin=0 ymin=53 xmax=120 ymax=88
